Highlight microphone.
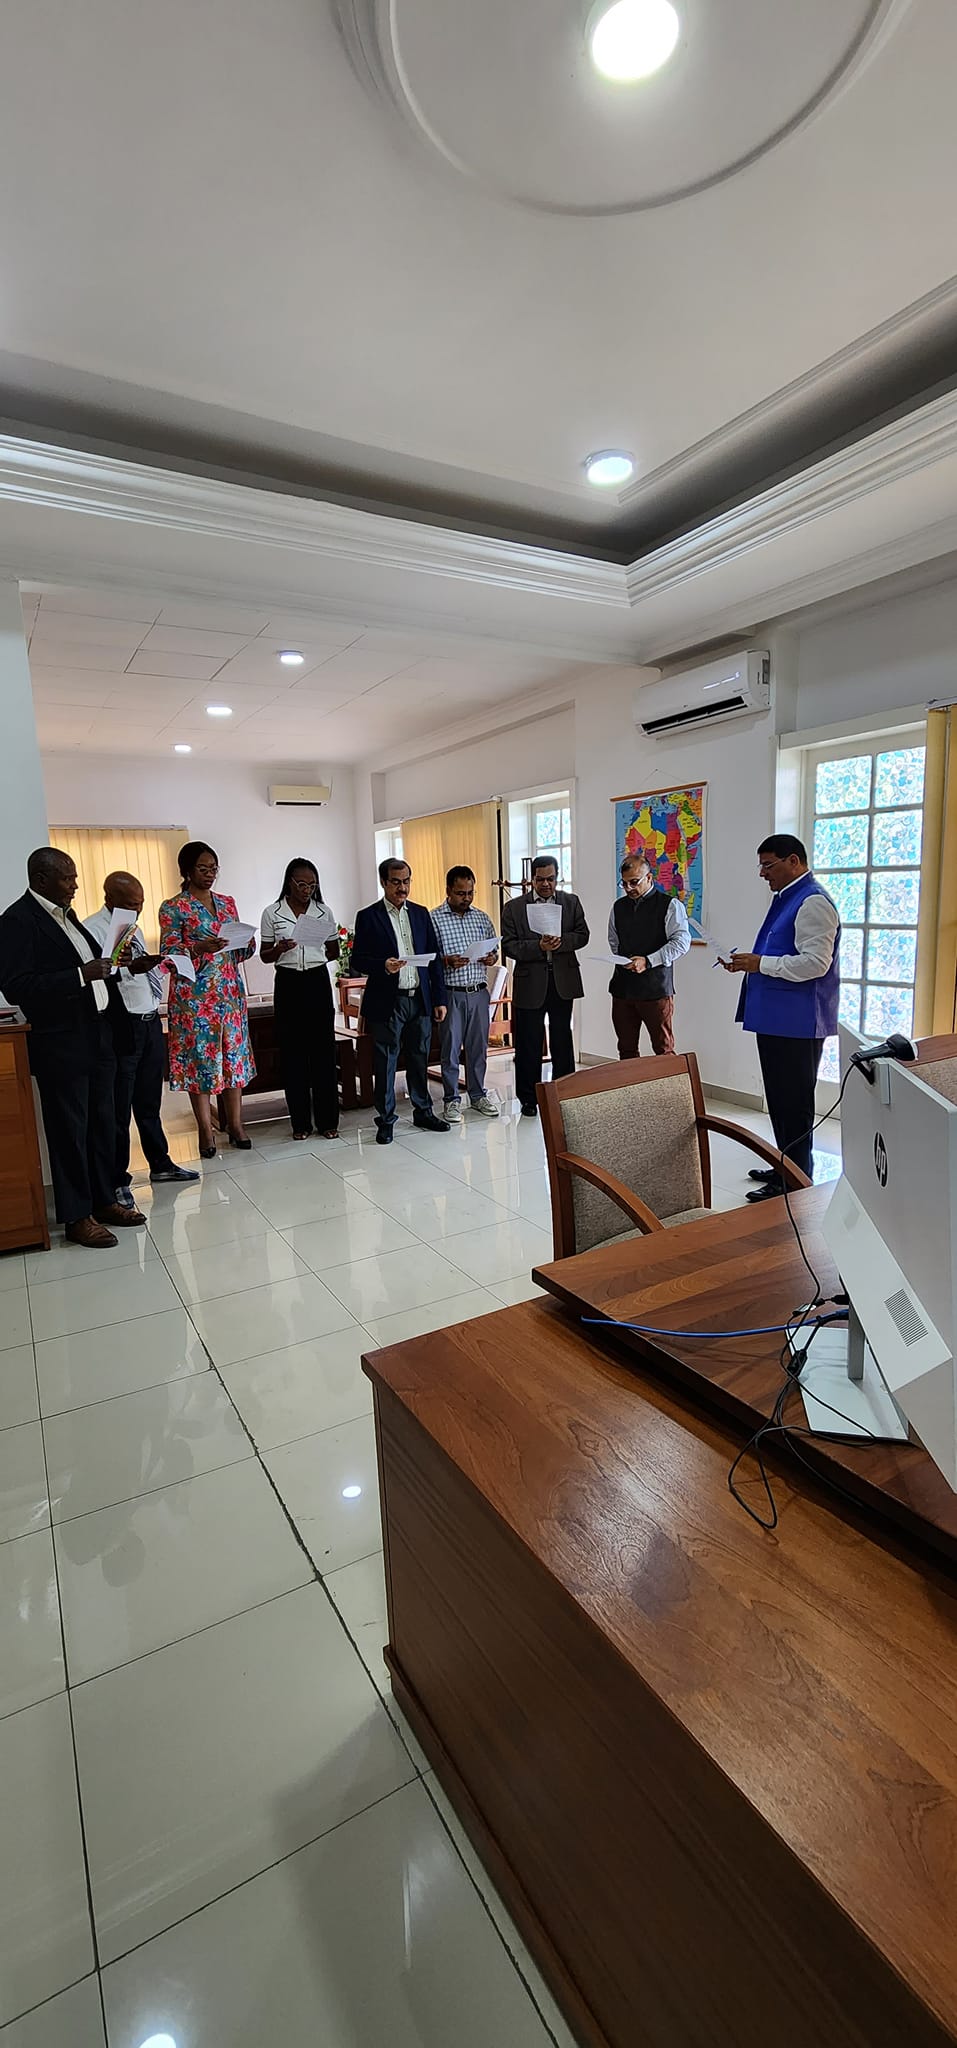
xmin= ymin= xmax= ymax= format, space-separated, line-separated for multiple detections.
xmin=850 ymin=1032 xmax=917 ymax=1082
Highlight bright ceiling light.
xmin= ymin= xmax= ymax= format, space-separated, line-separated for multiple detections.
xmin=341 ymin=1484 xmax=362 ymax=1500
xmin=279 ymin=650 xmax=304 ymax=666
xmin=589 ymin=0 xmax=679 ymax=82
xmin=584 ymin=450 xmax=635 ymax=487
xmin=173 ymin=743 xmax=192 ymax=754
xmin=205 ymin=704 xmax=233 ymax=717
xmin=137 ymin=2035 xmax=177 ymax=2048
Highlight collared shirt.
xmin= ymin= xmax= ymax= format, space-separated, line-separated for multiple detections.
xmin=30 ymin=888 xmax=108 ymax=1012
xmin=606 ymin=892 xmax=691 ymax=968
xmin=85 ymin=906 xmax=160 ymax=1016
xmin=260 ymin=897 xmax=339 ymax=973
xmin=430 ymin=902 xmax=498 ymax=990
xmin=758 ymin=873 xmax=839 ymax=982
xmin=384 ymin=900 xmax=418 ymax=991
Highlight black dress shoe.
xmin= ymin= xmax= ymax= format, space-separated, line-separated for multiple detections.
xmin=199 ymin=1142 xmax=217 ymax=1159
xmin=376 ymin=1127 xmax=394 ymax=1145
xmin=228 ymin=1133 xmax=252 ymax=1150
xmin=520 ymin=1102 xmax=538 ymax=1118
xmin=746 ymin=1178 xmax=785 ymax=1203
xmin=413 ymin=1112 xmax=450 ymax=1132
xmin=748 ymin=1166 xmax=780 ymax=1183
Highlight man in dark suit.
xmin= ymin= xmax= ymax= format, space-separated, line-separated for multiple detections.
xmin=0 ymin=848 xmax=147 ymax=1247
xmin=501 ymin=854 xmax=589 ymax=1115
xmin=351 ymin=858 xmax=449 ymax=1145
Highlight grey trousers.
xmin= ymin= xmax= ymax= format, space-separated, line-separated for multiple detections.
xmin=440 ymin=986 xmax=491 ymax=1103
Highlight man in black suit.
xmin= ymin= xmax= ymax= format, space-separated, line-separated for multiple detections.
xmin=0 ymin=848 xmax=147 ymax=1247
xmin=501 ymin=854 xmax=589 ymax=1115
xmin=351 ymin=858 xmax=448 ymax=1145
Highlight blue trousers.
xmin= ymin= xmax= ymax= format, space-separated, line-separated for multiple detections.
xmin=369 ymin=989 xmax=434 ymax=1129
xmin=440 ymin=986 xmax=490 ymax=1103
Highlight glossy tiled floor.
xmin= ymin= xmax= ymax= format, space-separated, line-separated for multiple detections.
xmin=0 ymin=1064 xmax=840 ymax=2046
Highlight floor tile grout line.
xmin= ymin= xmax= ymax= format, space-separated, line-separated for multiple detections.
xmin=0 ymin=1971 xmax=103 ymax=2039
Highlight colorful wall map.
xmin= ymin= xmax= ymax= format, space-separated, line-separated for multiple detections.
xmin=613 ymin=785 xmax=706 ymax=922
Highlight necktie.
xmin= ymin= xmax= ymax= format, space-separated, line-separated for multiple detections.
xmin=130 ymin=929 xmax=163 ymax=1002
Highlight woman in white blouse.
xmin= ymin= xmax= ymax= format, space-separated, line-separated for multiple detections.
xmin=260 ymin=859 xmax=341 ymax=1140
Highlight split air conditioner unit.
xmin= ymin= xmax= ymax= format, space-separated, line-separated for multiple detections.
xmin=267 ymin=783 xmax=332 ymax=806
xmin=634 ymin=651 xmax=770 ymax=739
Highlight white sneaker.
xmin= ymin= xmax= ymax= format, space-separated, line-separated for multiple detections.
xmin=471 ymin=1095 xmax=500 ymax=1117
xmin=444 ymin=1099 xmax=463 ymax=1122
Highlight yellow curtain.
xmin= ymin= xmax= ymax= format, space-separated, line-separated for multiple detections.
xmin=399 ymin=801 xmax=500 ymax=918
xmin=914 ymin=707 xmax=957 ymax=1035
xmin=48 ymin=827 xmax=185 ymax=952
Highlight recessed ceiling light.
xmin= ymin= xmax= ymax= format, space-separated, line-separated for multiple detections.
xmin=173 ymin=743 xmax=192 ymax=754
xmin=584 ymin=450 xmax=635 ymax=487
xmin=205 ymin=704 xmax=233 ymax=717
xmin=341 ymin=1484 xmax=362 ymax=1500
xmin=279 ymin=650 xmax=304 ymax=666
xmin=589 ymin=0 xmax=679 ymax=82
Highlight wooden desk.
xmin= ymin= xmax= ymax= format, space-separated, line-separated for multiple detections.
xmin=365 ymin=1297 xmax=957 ymax=2048
xmin=532 ymin=1188 xmax=957 ymax=1564
xmin=0 ymin=1012 xmax=49 ymax=1252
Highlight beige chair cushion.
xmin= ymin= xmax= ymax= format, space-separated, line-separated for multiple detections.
xmin=591 ymin=1207 xmax=710 ymax=1254
xmin=560 ymin=1072 xmax=706 ymax=1253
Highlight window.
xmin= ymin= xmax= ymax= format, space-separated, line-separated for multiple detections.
xmin=531 ymin=799 xmax=572 ymax=887
xmin=804 ymin=734 xmax=925 ymax=1082
xmin=374 ymin=826 xmax=404 ymax=872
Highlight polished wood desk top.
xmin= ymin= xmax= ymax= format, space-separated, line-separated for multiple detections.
xmin=367 ymin=1295 xmax=957 ymax=2041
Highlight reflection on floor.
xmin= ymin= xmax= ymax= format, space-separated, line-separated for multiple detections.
xmin=0 ymin=1064 xmax=840 ymax=2045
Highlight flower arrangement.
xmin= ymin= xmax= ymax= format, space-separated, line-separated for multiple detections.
xmin=335 ymin=925 xmax=354 ymax=981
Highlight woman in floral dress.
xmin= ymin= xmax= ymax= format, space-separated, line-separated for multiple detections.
xmin=159 ymin=841 xmax=256 ymax=1157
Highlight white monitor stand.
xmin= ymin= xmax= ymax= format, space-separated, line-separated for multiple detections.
xmin=813 ymin=1026 xmax=957 ymax=1490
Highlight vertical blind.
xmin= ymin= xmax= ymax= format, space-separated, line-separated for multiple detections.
xmin=48 ymin=827 xmax=185 ymax=950
xmin=399 ymin=801 xmax=500 ymax=920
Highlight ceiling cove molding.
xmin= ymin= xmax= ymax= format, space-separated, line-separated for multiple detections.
xmin=616 ymin=271 xmax=957 ymax=511
xmin=624 ymin=385 xmax=957 ymax=607
xmin=0 ymin=435 xmax=627 ymax=611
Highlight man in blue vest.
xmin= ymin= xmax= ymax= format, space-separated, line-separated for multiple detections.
xmin=725 ymin=834 xmax=840 ymax=1202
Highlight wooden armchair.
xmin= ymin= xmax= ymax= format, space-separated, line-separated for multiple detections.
xmin=538 ymin=1052 xmax=810 ymax=1260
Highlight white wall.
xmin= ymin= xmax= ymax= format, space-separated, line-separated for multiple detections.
xmin=40 ymin=754 xmax=360 ymax=998
xmin=0 ymin=582 xmax=47 ymax=912
xmin=374 ymin=704 xmax=576 ymax=833
xmin=794 ymin=578 xmax=957 ymax=730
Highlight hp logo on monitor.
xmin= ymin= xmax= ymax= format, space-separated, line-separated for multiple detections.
xmin=874 ymin=1132 xmax=889 ymax=1186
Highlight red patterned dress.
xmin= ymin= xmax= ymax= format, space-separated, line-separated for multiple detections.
xmin=158 ymin=890 xmax=256 ymax=1093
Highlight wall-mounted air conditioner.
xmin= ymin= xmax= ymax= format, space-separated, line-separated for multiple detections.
xmin=267 ymin=783 xmax=332 ymax=806
xmin=634 ymin=651 xmax=770 ymax=739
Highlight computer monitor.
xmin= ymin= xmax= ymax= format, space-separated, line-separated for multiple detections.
xmin=819 ymin=1024 xmax=957 ymax=1490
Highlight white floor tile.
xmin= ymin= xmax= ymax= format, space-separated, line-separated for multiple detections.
xmin=326 ymin=1549 xmax=388 ymax=1694
xmin=101 ymin=1780 xmax=555 ymax=2048
xmin=263 ymin=1417 xmax=382 ymax=1574
xmin=0 ymin=1293 xmax=32 ymax=1354
xmin=370 ymin=1182 xmax=514 ymax=1242
xmin=320 ymin=1242 xmax=474 ymax=1322
xmin=0 ymin=1977 xmax=104 ymax=2047
xmin=24 ymin=1233 xmax=158 ymax=1287
xmin=0 ymin=1348 xmax=39 ymax=1432
xmin=489 ymin=1276 xmax=549 ymax=1308
xmin=160 ymin=1229 xmax=310 ymax=1304
xmin=42 ymin=1377 xmax=252 ymax=1524
xmin=145 ymin=1187 xmax=270 ymax=1254
xmin=0 ymin=1256 xmax=26 ymax=1294
xmin=445 ymin=1218 xmax=554 ymax=1289
xmin=0 ymin=1696 xmax=94 ymax=2027
xmin=189 ymin=1273 xmax=353 ymax=1367
xmin=228 ymin=1166 xmax=377 ymax=1232
xmin=0 ymin=1422 xmax=49 ymax=1544
xmin=219 ymin=1325 xmax=372 ymax=1449
xmin=74 ymin=1584 xmax=414 ymax=1964
xmin=55 ymin=1459 xmax=313 ymax=1682
xmin=0 ymin=1530 xmax=64 ymax=1719
xmin=35 ymin=1308 xmax=209 ymax=1416
xmin=281 ymin=1208 xmax=417 ymax=1269
xmin=29 ymin=1262 xmax=180 ymax=1343
xmin=361 ymin=1289 xmax=500 ymax=1348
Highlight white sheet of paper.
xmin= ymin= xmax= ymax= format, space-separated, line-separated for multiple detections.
xmin=526 ymin=900 xmax=562 ymax=938
xmin=402 ymin=952 xmax=436 ymax=967
xmin=292 ymin=910 xmax=338 ymax=947
xmin=218 ymin=920 xmax=256 ymax=950
xmin=103 ymin=907 xmax=138 ymax=959
xmin=591 ymin=954 xmax=633 ymax=967
xmin=688 ymin=914 xmax=735 ymax=960
xmin=163 ymin=953 xmax=196 ymax=983
xmin=464 ymin=936 xmax=499 ymax=963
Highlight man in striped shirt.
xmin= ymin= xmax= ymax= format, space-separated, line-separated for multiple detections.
xmin=431 ymin=866 xmax=500 ymax=1121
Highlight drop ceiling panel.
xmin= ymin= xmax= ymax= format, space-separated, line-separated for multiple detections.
xmin=28 ymin=611 xmax=151 ymax=649
xmin=34 ymin=588 xmax=161 ymax=623
xmin=155 ymin=601 xmax=273 ymax=634
xmin=126 ymin=650 xmax=226 ymax=680
xmin=138 ymin=624 xmax=252 ymax=658
xmin=30 ymin=644 xmax=139 ymax=673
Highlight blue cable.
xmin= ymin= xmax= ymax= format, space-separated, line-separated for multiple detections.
xmin=581 ymin=1314 xmax=847 ymax=1341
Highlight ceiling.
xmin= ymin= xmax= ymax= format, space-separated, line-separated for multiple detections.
xmin=23 ymin=584 xmax=591 ymax=761
xmin=1 ymin=0 xmax=957 ymax=551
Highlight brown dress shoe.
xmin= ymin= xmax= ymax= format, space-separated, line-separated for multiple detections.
xmin=93 ymin=1202 xmax=146 ymax=1228
xmin=65 ymin=1216 xmax=119 ymax=1249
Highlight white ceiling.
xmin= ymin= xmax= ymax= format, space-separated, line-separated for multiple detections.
xmin=24 ymin=585 xmax=591 ymax=761
xmin=0 ymin=0 xmax=956 ymax=543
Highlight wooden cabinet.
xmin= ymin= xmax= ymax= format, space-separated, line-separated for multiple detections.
xmin=0 ymin=1013 xmax=49 ymax=1252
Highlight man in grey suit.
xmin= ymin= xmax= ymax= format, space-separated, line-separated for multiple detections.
xmin=501 ymin=854 xmax=589 ymax=1116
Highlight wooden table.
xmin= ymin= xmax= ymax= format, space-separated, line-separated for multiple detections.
xmin=364 ymin=1286 xmax=957 ymax=2048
